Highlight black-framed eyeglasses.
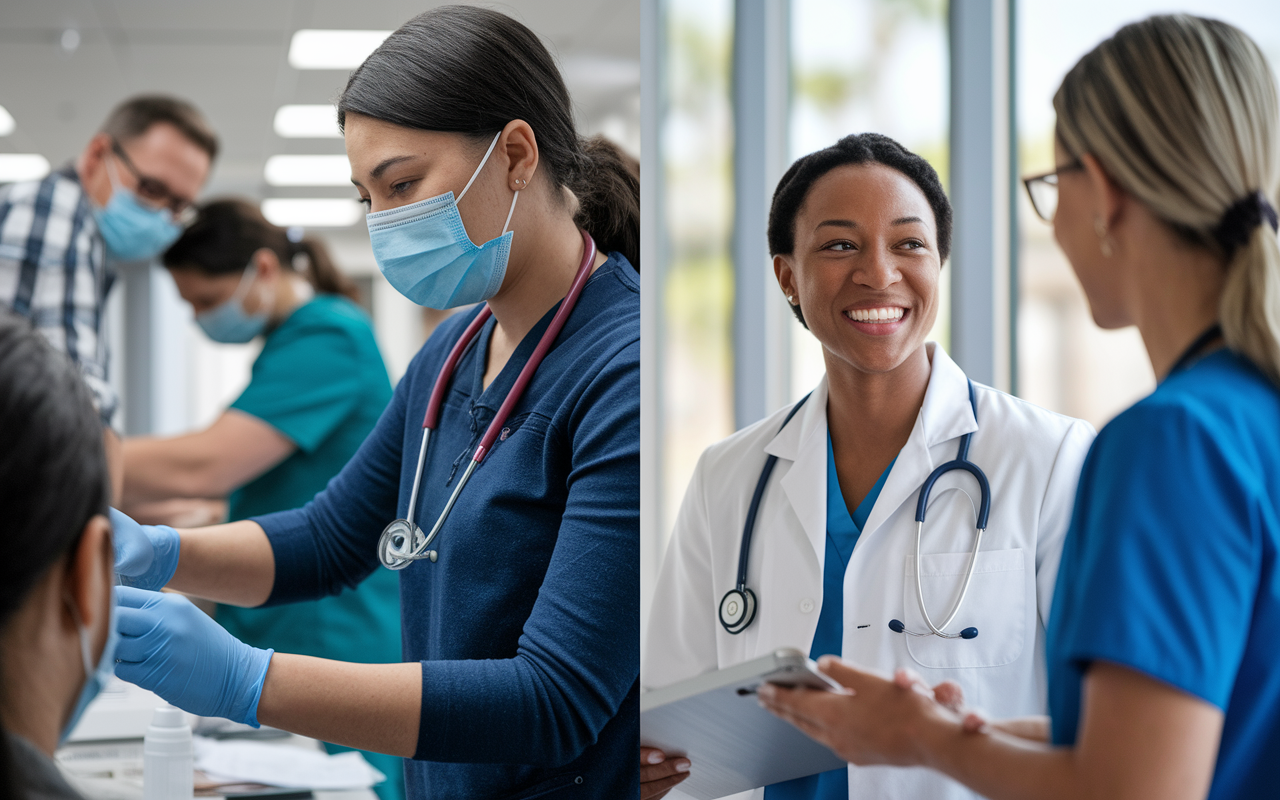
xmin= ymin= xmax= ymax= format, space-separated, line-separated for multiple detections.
xmin=110 ymin=139 xmax=197 ymax=223
xmin=1022 ymin=159 xmax=1084 ymax=222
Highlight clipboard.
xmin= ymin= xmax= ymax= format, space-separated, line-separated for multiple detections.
xmin=640 ymin=648 xmax=847 ymax=800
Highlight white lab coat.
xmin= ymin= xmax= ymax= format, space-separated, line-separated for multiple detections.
xmin=643 ymin=343 xmax=1095 ymax=800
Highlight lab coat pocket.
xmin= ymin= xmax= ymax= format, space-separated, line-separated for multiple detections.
xmin=901 ymin=547 xmax=1026 ymax=669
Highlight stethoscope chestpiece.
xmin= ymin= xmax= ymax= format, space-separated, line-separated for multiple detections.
xmin=378 ymin=518 xmax=437 ymax=571
xmin=719 ymin=587 xmax=757 ymax=635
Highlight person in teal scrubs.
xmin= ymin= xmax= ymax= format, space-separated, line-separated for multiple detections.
xmin=121 ymin=198 xmax=404 ymax=800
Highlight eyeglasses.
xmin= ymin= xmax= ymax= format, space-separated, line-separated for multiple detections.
xmin=110 ymin=139 xmax=197 ymax=223
xmin=1022 ymin=159 xmax=1084 ymax=222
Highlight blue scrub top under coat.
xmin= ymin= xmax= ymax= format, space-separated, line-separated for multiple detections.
xmin=767 ymin=435 xmax=895 ymax=800
xmin=1046 ymin=350 xmax=1280 ymax=800
xmin=252 ymin=254 xmax=639 ymax=800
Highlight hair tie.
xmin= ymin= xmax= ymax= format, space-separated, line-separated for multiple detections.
xmin=1213 ymin=190 xmax=1278 ymax=255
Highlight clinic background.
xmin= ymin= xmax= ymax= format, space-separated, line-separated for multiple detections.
xmin=0 ymin=0 xmax=639 ymax=435
xmin=641 ymin=0 xmax=1280 ymax=641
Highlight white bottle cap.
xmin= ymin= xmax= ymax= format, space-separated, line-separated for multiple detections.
xmin=144 ymin=704 xmax=192 ymax=753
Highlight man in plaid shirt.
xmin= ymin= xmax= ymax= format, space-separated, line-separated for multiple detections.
xmin=0 ymin=95 xmax=217 ymax=496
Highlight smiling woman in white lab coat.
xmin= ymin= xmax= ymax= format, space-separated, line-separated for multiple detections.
xmin=641 ymin=133 xmax=1095 ymax=800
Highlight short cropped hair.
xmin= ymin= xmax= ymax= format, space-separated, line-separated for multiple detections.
xmin=99 ymin=95 xmax=219 ymax=161
xmin=767 ymin=133 xmax=952 ymax=327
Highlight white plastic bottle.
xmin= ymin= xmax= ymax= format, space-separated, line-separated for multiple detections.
xmin=143 ymin=705 xmax=194 ymax=800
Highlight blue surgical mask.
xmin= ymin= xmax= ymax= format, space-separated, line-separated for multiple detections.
xmin=93 ymin=157 xmax=182 ymax=262
xmin=196 ymin=261 xmax=273 ymax=343
xmin=366 ymin=131 xmax=519 ymax=309
xmin=61 ymin=587 xmax=120 ymax=743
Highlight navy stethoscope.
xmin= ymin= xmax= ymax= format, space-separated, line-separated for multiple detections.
xmin=718 ymin=380 xmax=991 ymax=640
xmin=376 ymin=230 xmax=597 ymax=570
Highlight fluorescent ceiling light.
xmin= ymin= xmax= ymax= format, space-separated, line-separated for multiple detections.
xmin=274 ymin=105 xmax=342 ymax=139
xmin=264 ymin=155 xmax=352 ymax=187
xmin=0 ymin=106 xmax=15 ymax=137
xmin=261 ymin=198 xmax=362 ymax=228
xmin=0 ymin=154 xmax=50 ymax=182
xmin=288 ymin=29 xmax=391 ymax=70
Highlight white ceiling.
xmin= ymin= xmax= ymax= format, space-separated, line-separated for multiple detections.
xmin=0 ymin=0 xmax=640 ymax=256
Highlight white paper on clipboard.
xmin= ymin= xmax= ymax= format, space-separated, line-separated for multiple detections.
xmin=640 ymin=648 xmax=847 ymax=800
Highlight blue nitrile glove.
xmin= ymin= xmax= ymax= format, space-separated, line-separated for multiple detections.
xmin=110 ymin=508 xmax=180 ymax=590
xmin=115 ymin=586 xmax=274 ymax=727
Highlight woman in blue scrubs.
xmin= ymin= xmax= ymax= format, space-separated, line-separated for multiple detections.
xmin=758 ymin=14 xmax=1280 ymax=800
xmin=120 ymin=199 xmax=404 ymax=800
xmin=106 ymin=7 xmax=640 ymax=800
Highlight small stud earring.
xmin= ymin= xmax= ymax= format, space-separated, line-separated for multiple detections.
xmin=787 ymin=294 xmax=796 ymax=304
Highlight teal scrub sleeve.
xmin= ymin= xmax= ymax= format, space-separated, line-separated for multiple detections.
xmin=1048 ymin=399 xmax=1259 ymax=740
xmin=231 ymin=327 xmax=364 ymax=453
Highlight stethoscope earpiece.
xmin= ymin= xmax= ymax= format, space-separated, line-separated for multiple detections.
xmin=889 ymin=619 xmax=980 ymax=639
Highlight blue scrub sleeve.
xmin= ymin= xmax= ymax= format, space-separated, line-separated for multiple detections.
xmin=255 ymin=341 xmax=639 ymax=766
xmin=231 ymin=327 xmax=364 ymax=453
xmin=1052 ymin=400 xmax=1259 ymax=715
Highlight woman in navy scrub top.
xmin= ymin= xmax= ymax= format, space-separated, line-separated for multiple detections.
xmin=757 ymin=14 xmax=1280 ymax=800
xmin=106 ymin=7 xmax=640 ymax=799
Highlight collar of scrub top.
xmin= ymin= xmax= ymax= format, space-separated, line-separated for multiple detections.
xmin=377 ymin=229 xmax=598 ymax=570
xmin=764 ymin=343 xmax=979 ymax=557
xmin=1166 ymin=323 xmax=1223 ymax=378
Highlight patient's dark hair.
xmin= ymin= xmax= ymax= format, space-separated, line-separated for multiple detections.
xmin=337 ymin=5 xmax=640 ymax=269
xmin=163 ymin=199 xmax=360 ymax=303
xmin=768 ymin=133 xmax=953 ymax=327
xmin=0 ymin=310 xmax=109 ymax=796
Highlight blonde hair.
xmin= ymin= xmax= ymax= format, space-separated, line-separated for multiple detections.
xmin=1054 ymin=14 xmax=1280 ymax=384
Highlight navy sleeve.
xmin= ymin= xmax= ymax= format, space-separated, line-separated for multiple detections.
xmin=412 ymin=341 xmax=640 ymax=766
xmin=1051 ymin=399 xmax=1260 ymax=711
xmin=253 ymin=354 xmax=411 ymax=603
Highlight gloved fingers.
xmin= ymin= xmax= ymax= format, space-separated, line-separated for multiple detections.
xmin=116 ymin=586 xmax=165 ymax=611
xmin=109 ymin=508 xmax=153 ymax=570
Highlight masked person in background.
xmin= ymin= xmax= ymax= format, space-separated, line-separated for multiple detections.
xmin=107 ymin=7 xmax=641 ymax=799
xmin=118 ymin=198 xmax=404 ymax=800
xmin=0 ymin=95 xmax=216 ymax=500
xmin=0 ymin=309 xmax=117 ymax=800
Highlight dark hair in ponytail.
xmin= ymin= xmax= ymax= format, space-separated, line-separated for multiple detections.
xmin=163 ymin=199 xmax=361 ymax=303
xmin=336 ymin=5 xmax=640 ymax=269
xmin=0 ymin=310 xmax=109 ymax=796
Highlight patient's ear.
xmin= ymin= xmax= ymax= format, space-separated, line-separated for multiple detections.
xmin=63 ymin=514 xmax=113 ymax=640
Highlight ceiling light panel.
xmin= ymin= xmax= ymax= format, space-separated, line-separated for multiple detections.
xmin=264 ymin=155 xmax=353 ymax=187
xmin=0 ymin=106 xmax=15 ymax=137
xmin=261 ymin=198 xmax=362 ymax=228
xmin=0 ymin=154 xmax=50 ymax=182
xmin=274 ymin=105 xmax=342 ymax=139
xmin=288 ymin=30 xmax=391 ymax=70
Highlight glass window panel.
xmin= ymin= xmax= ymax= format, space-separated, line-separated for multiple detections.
xmin=662 ymin=0 xmax=736 ymax=539
xmin=789 ymin=0 xmax=951 ymax=401
xmin=1016 ymin=0 xmax=1280 ymax=428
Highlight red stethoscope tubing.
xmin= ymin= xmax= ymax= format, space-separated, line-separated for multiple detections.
xmin=421 ymin=227 xmax=597 ymax=462
xmin=380 ymin=229 xmax=598 ymax=568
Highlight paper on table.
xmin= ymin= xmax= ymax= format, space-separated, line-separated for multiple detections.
xmin=193 ymin=737 xmax=386 ymax=790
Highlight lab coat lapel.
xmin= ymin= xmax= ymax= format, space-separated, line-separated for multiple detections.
xmin=858 ymin=343 xmax=978 ymax=539
xmin=764 ymin=378 xmax=829 ymax=567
